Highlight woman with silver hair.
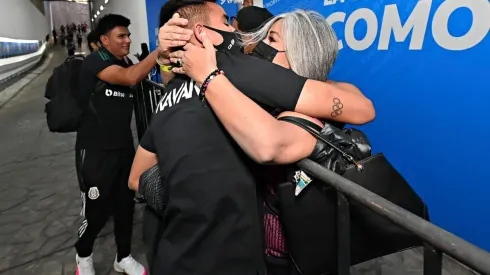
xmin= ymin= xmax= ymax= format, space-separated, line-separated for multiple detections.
xmin=171 ymin=9 xmax=373 ymax=274
xmin=245 ymin=9 xmax=339 ymax=83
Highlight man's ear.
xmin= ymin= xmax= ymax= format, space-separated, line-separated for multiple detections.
xmin=193 ymin=23 xmax=205 ymax=44
xmin=193 ymin=24 xmax=223 ymax=46
xmin=100 ymin=35 xmax=109 ymax=47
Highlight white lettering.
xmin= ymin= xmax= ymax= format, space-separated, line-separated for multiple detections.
xmin=172 ymin=84 xmax=184 ymax=104
xmin=104 ymin=89 xmax=130 ymax=98
xmin=220 ymin=0 xmax=242 ymax=4
xmin=162 ymin=93 xmax=173 ymax=110
xmin=432 ymin=0 xmax=489 ymax=51
xmin=345 ymin=8 xmax=378 ymax=51
xmin=228 ymin=39 xmax=235 ymax=50
xmin=264 ymin=0 xmax=279 ymax=8
xmin=156 ymin=96 xmax=165 ymax=112
xmin=378 ymin=1 xmax=431 ymax=50
xmin=181 ymin=81 xmax=192 ymax=100
xmin=326 ymin=0 xmax=489 ymax=51
xmin=324 ymin=0 xmax=344 ymax=7
xmin=155 ymin=80 xmax=201 ymax=113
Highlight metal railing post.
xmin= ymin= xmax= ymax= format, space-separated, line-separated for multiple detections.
xmin=337 ymin=192 xmax=351 ymax=275
xmin=424 ymin=245 xmax=443 ymax=275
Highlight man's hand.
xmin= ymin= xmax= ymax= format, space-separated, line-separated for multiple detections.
xmin=158 ymin=13 xmax=193 ymax=58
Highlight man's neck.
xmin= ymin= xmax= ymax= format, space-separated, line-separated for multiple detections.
xmin=189 ymin=36 xmax=205 ymax=49
xmin=102 ymin=46 xmax=124 ymax=60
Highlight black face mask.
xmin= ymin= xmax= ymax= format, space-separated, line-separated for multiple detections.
xmin=203 ymin=26 xmax=242 ymax=54
xmin=250 ymin=41 xmax=285 ymax=62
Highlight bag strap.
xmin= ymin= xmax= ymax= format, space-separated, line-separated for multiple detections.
xmin=279 ymin=116 xmax=363 ymax=170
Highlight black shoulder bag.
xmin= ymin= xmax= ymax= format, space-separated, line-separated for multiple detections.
xmin=276 ymin=116 xmax=429 ymax=275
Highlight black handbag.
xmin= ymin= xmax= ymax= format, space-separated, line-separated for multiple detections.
xmin=276 ymin=116 xmax=429 ymax=275
xmin=138 ymin=164 xmax=168 ymax=213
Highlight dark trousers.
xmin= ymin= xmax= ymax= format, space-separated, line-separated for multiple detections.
xmin=75 ymin=148 xmax=136 ymax=258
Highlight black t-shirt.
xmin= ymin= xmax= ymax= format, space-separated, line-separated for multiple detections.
xmin=140 ymin=53 xmax=307 ymax=275
xmin=75 ymin=48 xmax=134 ymax=150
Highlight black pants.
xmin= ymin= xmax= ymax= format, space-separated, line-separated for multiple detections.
xmin=75 ymin=148 xmax=136 ymax=258
xmin=142 ymin=207 xmax=163 ymax=273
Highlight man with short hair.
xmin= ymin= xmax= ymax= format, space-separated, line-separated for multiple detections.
xmin=131 ymin=3 xmax=266 ymax=275
xmin=74 ymin=13 xmax=160 ymax=275
xmin=87 ymin=31 xmax=101 ymax=52
xmin=130 ymin=1 xmax=374 ymax=275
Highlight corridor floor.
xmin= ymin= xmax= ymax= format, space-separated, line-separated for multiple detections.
xmin=0 ymin=47 xmax=146 ymax=275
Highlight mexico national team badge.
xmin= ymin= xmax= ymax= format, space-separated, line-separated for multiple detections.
xmin=294 ymin=170 xmax=313 ymax=196
xmin=88 ymin=187 xmax=100 ymax=200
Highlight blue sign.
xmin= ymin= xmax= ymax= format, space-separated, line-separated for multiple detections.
xmin=0 ymin=40 xmax=40 ymax=59
xmin=146 ymin=0 xmax=490 ymax=250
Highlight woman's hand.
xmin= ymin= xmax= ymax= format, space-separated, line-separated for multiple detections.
xmin=158 ymin=13 xmax=193 ymax=58
xmin=170 ymin=31 xmax=218 ymax=85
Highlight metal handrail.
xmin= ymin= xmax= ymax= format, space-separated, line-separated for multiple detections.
xmin=135 ymin=78 xmax=490 ymax=275
xmin=144 ymin=78 xmax=165 ymax=89
xmin=298 ymin=159 xmax=490 ymax=274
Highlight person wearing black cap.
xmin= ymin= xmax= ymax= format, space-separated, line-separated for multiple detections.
xmin=130 ymin=1 xmax=373 ymax=275
xmin=234 ymin=6 xmax=274 ymax=53
xmin=236 ymin=6 xmax=273 ymax=32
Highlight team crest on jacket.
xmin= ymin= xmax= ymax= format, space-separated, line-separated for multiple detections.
xmin=88 ymin=187 xmax=100 ymax=200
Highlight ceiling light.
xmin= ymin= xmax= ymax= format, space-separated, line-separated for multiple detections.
xmin=91 ymin=19 xmax=94 ymax=22
xmin=100 ymin=6 xmax=104 ymax=10
xmin=97 ymin=11 xmax=100 ymax=15
xmin=105 ymin=0 xmax=109 ymax=3
xmin=94 ymin=14 xmax=97 ymax=18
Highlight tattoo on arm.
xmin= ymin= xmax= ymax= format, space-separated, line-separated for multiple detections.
xmin=331 ymin=98 xmax=343 ymax=117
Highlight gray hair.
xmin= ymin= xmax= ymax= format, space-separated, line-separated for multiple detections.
xmin=243 ymin=10 xmax=338 ymax=81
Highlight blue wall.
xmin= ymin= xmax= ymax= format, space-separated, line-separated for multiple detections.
xmin=146 ymin=0 xmax=490 ymax=250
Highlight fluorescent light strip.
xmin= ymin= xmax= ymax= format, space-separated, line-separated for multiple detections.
xmin=0 ymin=37 xmax=39 ymax=44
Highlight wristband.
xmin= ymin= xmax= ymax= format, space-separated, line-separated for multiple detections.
xmin=160 ymin=65 xmax=173 ymax=72
xmin=199 ymin=69 xmax=224 ymax=106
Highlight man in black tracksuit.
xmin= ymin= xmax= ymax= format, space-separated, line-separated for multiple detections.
xmin=73 ymin=13 xmax=161 ymax=275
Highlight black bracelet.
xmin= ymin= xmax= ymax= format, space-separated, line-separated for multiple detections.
xmin=199 ymin=69 xmax=224 ymax=106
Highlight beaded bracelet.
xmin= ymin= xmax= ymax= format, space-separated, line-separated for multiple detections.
xmin=199 ymin=69 xmax=224 ymax=106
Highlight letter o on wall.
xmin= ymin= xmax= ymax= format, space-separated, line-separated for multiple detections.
xmin=345 ymin=8 xmax=379 ymax=51
xmin=432 ymin=0 xmax=489 ymax=51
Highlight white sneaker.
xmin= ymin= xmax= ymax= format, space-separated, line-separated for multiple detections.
xmin=76 ymin=254 xmax=95 ymax=275
xmin=113 ymin=255 xmax=147 ymax=275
